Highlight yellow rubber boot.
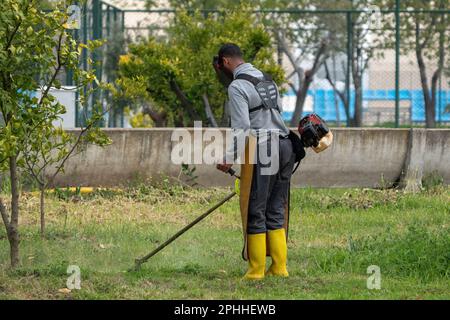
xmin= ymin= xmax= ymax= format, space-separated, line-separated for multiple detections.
xmin=243 ymin=233 xmax=266 ymax=280
xmin=266 ymin=229 xmax=289 ymax=277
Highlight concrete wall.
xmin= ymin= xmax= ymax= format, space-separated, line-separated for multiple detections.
xmin=52 ymin=128 xmax=450 ymax=188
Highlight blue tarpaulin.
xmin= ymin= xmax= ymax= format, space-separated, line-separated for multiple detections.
xmin=282 ymin=89 xmax=450 ymax=123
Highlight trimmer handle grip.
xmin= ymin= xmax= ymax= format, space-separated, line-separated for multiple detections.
xmin=227 ymin=168 xmax=236 ymax=177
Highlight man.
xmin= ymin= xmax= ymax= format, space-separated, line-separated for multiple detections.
xmin=215 ymin=43 xmax=295 ymax=280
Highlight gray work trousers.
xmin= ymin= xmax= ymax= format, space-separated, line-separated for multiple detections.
xmin=247 ymin=136 xmax=295 ymax=234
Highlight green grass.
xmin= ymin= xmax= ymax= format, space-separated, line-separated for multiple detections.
xmin=0 ymin=185 xmax=449 ymax=299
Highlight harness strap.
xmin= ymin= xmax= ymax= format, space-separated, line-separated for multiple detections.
xmin=248 ymin=105 xmax=265 ymax=113
xmin=235 ymin=73 xmax=279 ymax=113
xmin=235 ymin=73 xmax=261 ymax=86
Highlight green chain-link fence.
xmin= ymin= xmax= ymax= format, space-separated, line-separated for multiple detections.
xmin=69 ymin=1 xmax=450 ymax=128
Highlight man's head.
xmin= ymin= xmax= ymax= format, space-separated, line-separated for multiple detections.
xmin=217 ymin=43 xmax=245 ymax=74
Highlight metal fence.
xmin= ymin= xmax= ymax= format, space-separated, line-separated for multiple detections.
xmin=69 ymin=1 xmax=450 ymax=128
xmin=64 ymin=0 xmax=125 ymax=127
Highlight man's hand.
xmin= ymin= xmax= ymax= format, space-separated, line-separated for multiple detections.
xmin=216 ymin=163 xmax=233 ymax=173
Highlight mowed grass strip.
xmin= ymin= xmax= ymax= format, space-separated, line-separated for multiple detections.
xmin=0 ymin=185 xmax=448 ymax=299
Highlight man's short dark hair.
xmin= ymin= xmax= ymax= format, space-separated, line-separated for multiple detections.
xmin=218 ymin=43 xmax=243 ymax=60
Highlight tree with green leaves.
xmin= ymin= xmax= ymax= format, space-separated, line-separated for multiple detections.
xmin=158 ymin=0 xmax=334 ymax=126
xmin=158 ymin=0 xmax=386 ymax=127
xmin=118 ymin=7 xmax=285 ymax=127
xmin=260 ymin=0 xmax=333 ymax=127
xmin=380 ymin=0 xmax=449 ymax=128
xmin=0 ymin=0 xmax=110 ymax=266
xmin=319 ymin=0 xmax=386 ymax=127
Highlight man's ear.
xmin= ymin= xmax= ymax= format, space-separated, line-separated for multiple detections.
xmin=222 ymin=57 xmax=229 ymax=66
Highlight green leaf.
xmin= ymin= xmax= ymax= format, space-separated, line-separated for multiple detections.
xmin=26 ymin=26 xmax=33 ymax=36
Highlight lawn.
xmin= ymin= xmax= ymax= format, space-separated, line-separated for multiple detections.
xmin=0 ymin=183 xmax=449 ymax=299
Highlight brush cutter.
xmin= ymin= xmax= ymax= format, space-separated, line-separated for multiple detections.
xmin=131 ymin=169 xmax=239 ymax=271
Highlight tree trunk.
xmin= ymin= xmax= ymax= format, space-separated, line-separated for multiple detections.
xmin=142 ymin=105 xmax=167 ymax=127
xmin=292 ymin=91 xmax=304 ymax=126
xmin=202 ymin=94 xmax=218 ymax=128
xmin=418 ymin=60 xmax=435 ymax=128
xmin=416 ymin=42 xmax=435 ymax=128
xmin=169 ymin=79 xmax=202 ymax=124
xmin=8 ymin=156 xmax=20 ymax=268
xmin=324 ymin=60 xmax=350 ymax=126
xmin=220 ymin=101 xmax=230 ymax=127
xmin=426 ymin=91 xmax=437 ymax=128
xmin=353 ymin=76 xmax=363 ymax=127
xmin=333 ymin=56 xmax=341 ymax=127
xmin=174 ymin=113 xmax=185 ymax=127
xmin=290 ymin=73 xmax=314 ymax=127
xmin=40 ymin=187 xmax=45 ymax=236
xmin=429 ymin=27 xmax=445 ymax=129
xmin=289 ymin=41 xmax=327 ymax=127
